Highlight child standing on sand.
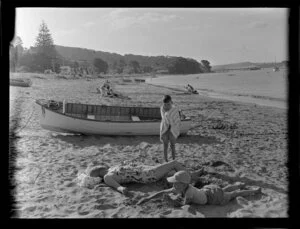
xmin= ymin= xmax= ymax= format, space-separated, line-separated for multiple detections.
xmin=160 ymin=95 xmax=182 ymax=162
xmin=137 ymin=170 xmax=262 ymax=206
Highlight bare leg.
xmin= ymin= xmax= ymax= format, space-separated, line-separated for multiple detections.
xmin=163 ymin=142 xmax=169 ymax=162
xmin=152 ymin=160 xmax=186 ymax=179
xmin=224 ymin=187 xmax=262 ymax=202
xmin=170 ymin=142 xmax=176 ymax=160
xmin=222 ymin=182 xmax=246 ymax=192
xmin=161 ymin=132 xmax=169 ymax=162
xmin=170 ymin=132 xmax=176 ymax=160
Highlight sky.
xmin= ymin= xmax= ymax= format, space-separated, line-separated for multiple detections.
xmin=15 ymin=8 xmax=288 ymax=65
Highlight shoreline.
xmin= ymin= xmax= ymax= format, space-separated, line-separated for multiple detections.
xmin=9 ymin=72 xmax=288 ymax=218
xmin=145 ymin=81 xmax=287 ymax=110
xmin=11 ymin=71 xmax=286 ymax=110
xmin=145 ymin=68 xmax=287 ymax=110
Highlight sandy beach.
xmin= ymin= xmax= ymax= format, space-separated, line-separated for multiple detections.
xmin=9 ymin=72 xmax=288 ymax=218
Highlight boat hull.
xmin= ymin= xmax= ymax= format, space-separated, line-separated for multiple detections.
xmin=36 ymin=103 xmax=192 ymax=136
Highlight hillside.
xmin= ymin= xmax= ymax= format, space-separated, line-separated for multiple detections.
xmin=55 ymin=45 xmax=178 ymax=69
xmin=212 ymin=62 xmax=254 ymax=71
xmin=212 ymin=61 xmax=288 ymax=71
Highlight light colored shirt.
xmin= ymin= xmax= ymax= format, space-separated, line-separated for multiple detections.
xmin=160 ymin=105 xmax=181 ymax=138
xmin=184 ymin=184 xmax=208 ymax=205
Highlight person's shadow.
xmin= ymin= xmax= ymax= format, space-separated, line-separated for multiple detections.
xmin=52 ymin=133 xmax=221 ymax=149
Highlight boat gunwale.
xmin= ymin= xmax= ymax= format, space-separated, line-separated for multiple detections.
xmin=35 ymin=100 xmax=192 ymax=124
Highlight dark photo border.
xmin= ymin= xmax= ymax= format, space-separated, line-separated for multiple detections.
xmin=3 ymin=1 xmax=299 ymax=228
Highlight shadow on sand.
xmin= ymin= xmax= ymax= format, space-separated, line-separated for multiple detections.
xmin=120 ymin=179 xmax=265 ymax=217
xmin=206 ymin=171 xmax=287 ymax=194
xmin=184 ymin=192 xmax=264 ymax=217
xmin=52 ymin=133 xmax=221 ymax=148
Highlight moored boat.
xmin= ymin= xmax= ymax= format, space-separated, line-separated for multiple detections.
xmin=10 ymin=78 xmax=32 ymax=87
xmin=35 ymin=99 xmax=192 ymax=136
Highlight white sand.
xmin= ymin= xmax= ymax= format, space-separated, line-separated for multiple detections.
xmin=10 ymin=73 xmax=288 ymax=218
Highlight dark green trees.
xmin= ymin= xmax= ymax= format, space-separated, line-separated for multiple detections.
xmin=129 ymin=60 xmax=140 ymax=73
xmin=18 ymin=21 xmax=60 ymax=73
xmin=201 ymin=60 xmax=212 ymax=72
xmin=33 ymin=21 xmax=59 ymax=72
xmin=117 ymin=59 xmax=126 ymax=74
xmin=167 ymin=57 xmax=203 ymax=74
xmin=93 ymin=58 xmax=108 ymax=74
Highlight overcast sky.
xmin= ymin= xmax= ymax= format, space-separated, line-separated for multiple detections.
xmin=15 ymin=8 xmax=288 ymax=65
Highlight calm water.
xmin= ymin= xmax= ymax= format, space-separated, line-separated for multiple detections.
xmin=146 ymin=68 xmax=288 ymax=109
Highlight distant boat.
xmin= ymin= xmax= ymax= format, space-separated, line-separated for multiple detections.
xmin=35 ymin=99 xmax=192 ymax=136
xmin=273 ymin=56 xmax=280 ymax=72
xmin=249 ymin=66 xmax=261 ymax=71
xmin=134 ymin=78 xmax=146 ymax=83
xmin=122 ymin=79 xmax=132 ymax=83
xmin=10 ymin=78 xmax=32 ymax=87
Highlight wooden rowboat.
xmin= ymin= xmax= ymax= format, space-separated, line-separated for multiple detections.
xmin=35 ymin=99 xmax=192 ymax=136
xmin=10 ymin=78 xmax=32 ymax=87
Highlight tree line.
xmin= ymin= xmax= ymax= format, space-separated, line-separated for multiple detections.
xmin=10 ymin=21 xmax=212 ymax=75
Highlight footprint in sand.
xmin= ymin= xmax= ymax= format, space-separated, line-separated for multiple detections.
xmin=236 ymin=196 xmax=249 ymax=206
xmin=96 ymin=204 xmax=117 ymax=210
xmin=152 ymin=157 xmax=160 ymax=163
xmin=78 ymin=210 xmax=90 ymax=216
xmin=95 ymin=198 xmax=107 ymax=205
xmin=23 ymin=205 xmax=37 ymax=212
xmin=40 ymin=142 xmax=49 ymax=147
xmin=64 ymin=181 xmax=77 ymax=188
xmin=64 ymin=208 xmax=76 ymax=214
xmin=229 ymin=208 xmax=253 ymax=217
xmin=42 ymin=206 xmax=52 ymax=212
xmin=36 ymin=195 xmax=53 ymax=203
xmin=160 ymin=210 xmax=172 ymax=216
xmin=70 ymin=188 xmax=81 ymax=195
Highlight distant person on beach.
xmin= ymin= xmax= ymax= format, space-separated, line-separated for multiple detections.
xmin=187 ymin=84 xmax=194 ymax=91
xmin=76 ymin=160 xmax=203 ymax=196
xmin=185 ymin=84 xmax=197 ymax=94
xmin=99 ymin=80 xmax=118 ymax=97
xmin=99 ymin=80 xmax=109 ymax=96
xmin=137 ymin=170 xmax=262 ymax=206
xmin=160 ymin=95 xmax=184 ymax=162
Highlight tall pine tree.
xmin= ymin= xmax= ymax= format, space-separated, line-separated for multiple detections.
xmin=34 ymin=21 xmax=59 ymax=72
xmin=10 ymin=36 xmax=24 ymax=72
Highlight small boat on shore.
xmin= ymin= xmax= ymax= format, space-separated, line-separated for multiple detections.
xmin=10 ymin=78 xmax=32 ymax=87
xmin=134 ymin=78 xmax=146 ymax=83
xmin=122 ymin=79 xmax=132 ymax=83
xmin=35 ymin=99 xmax=192 ymax=136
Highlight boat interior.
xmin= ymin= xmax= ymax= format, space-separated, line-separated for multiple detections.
xmin=42 ymin=100 xmax=163 ymax=122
